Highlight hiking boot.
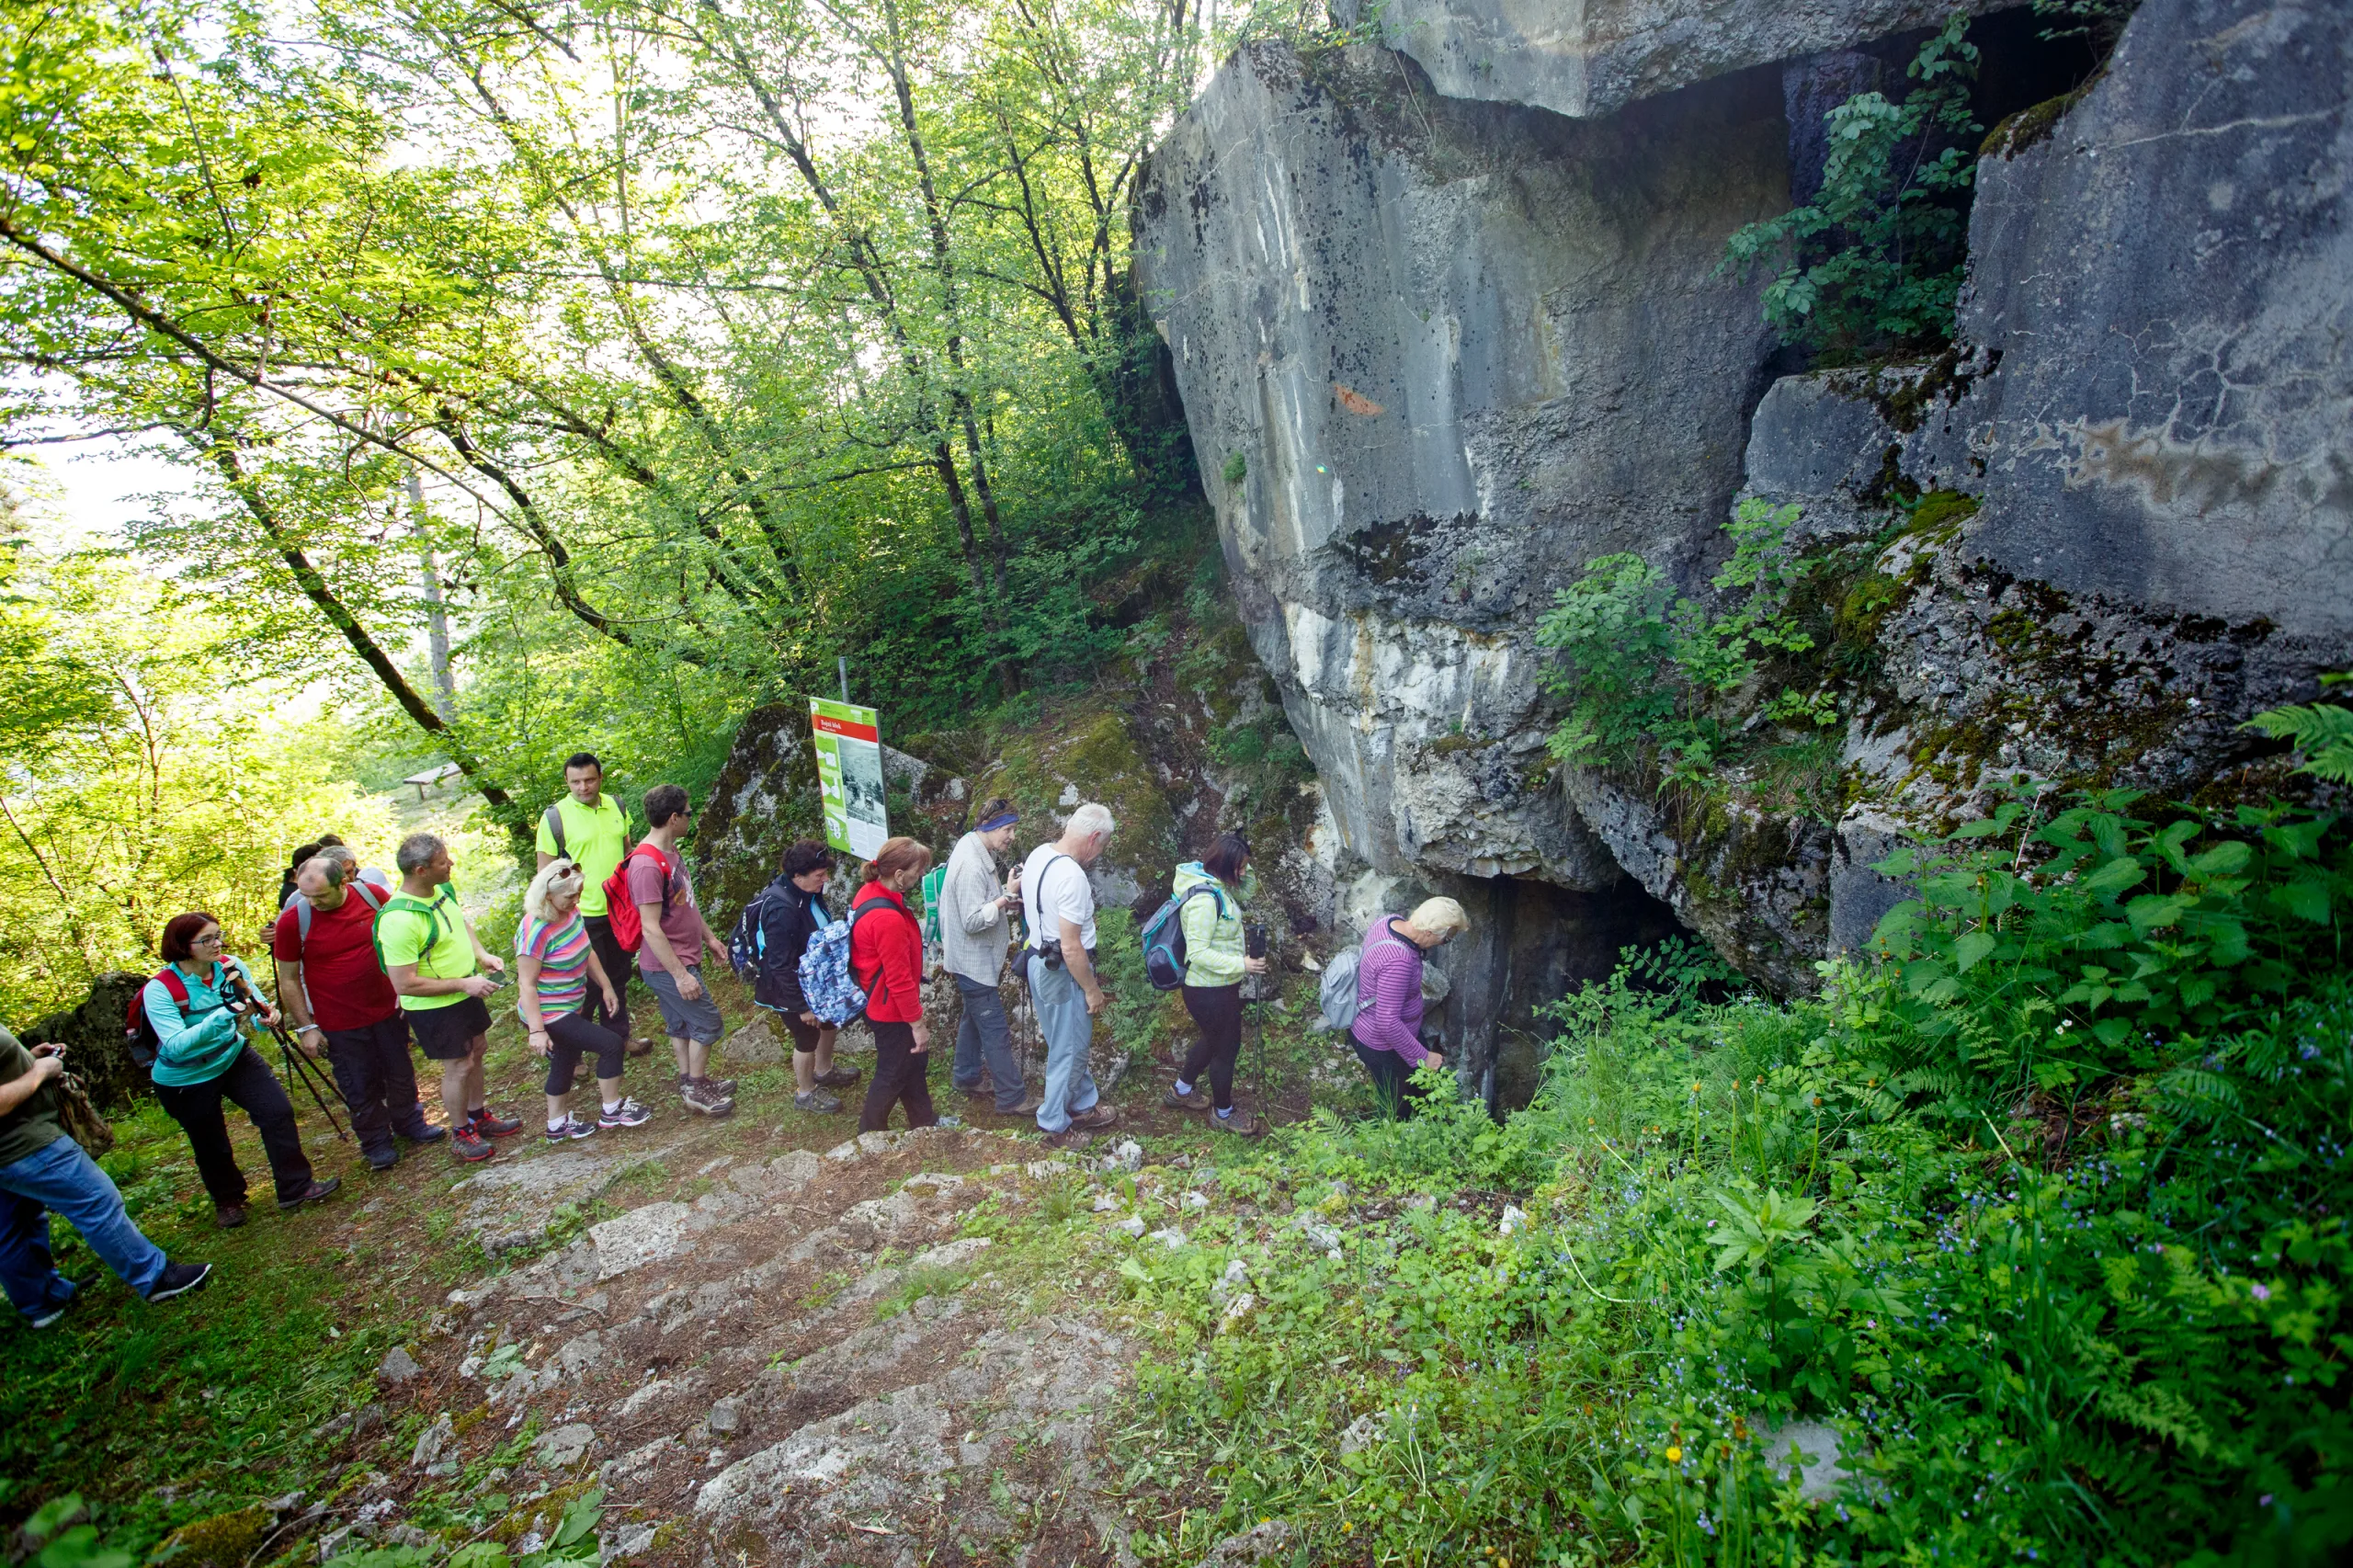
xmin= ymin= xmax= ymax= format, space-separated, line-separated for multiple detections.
xmin=699 ymin=1074 xmax=738 ymax=1097
xmin=1161 ymin=1084 xmax=1211 ymax=1112
xmin=365 ymin=1147 xmax=400 ymax=1172
xmin=1069 ymin=1103 xmax=1120 ymax=1131
xmin=545 ymin=1114 xmax=598 ymax=1143
xmin=793 ymin=1089 xmax=843 ymax=1115
xmin=147 ymin=1261 xmax=213 ymax=1302
xmin=997 ymin=1088 xmax=1047 ymax=1117
xmin=402 ymin=1122 xmax=448 ymax=1145
xmin=681 ymin=1079 xmax=735 ymax=1117
xmin=598 ymin=1097 xmax=653 ymax=1129
xmin=214 ymin=1203 xmax=247 ymax=1231
xmin=470 ymin=1106 xmax=524 ymax=1138
xmin=277 ymin=1177 xmax=341 ymax=1212
xmin=1043 ymin=1126 xmax=1097 ymax=1152
xmin=815 ymin=1064 xmax=862 ymax=1089
xmin=1211 ymin=1108 xmax=1265 ymax=1138
xmin=449 ymin=1126 xmax=497 ymax=1164
xmin=627 ymin=1035 xmax=654 ymax=1058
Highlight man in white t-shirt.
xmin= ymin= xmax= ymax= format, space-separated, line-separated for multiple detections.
xmin=1020 ymin=802 xmax=1120 ymax=1149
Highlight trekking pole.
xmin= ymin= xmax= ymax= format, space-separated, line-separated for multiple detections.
xmin=273 ymin=1018 xmax=352 ymax=1142
xmin=247 ymin=972 xmax=352 ymax=1142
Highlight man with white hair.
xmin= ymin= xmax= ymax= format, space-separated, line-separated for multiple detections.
xmin=272 ymin=846 xmax=444 ymax=1171
xmin=1020 ymin=803 xmax=1122 ymax=1150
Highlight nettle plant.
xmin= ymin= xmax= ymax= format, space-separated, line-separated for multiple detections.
xmin=1536 ymin=498 xmax=1836 ymax=790
xmin=1861 ymin=785 xmax=2350 ymax=1120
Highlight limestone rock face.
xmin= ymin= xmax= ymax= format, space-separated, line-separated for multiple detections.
xmin=1911 ymin=0 xmax=2353 ymax=640
xmin=1135 ymin=42 xmax=1786 ymax=895
xmin=1331 ymin=0 xmax=1995 ymax=122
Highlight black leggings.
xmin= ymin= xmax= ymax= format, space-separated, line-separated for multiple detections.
xmin=153 ymin=1045 xmax=315 ymax=1205
xmin=1353 ymin=1040 xmax=1436 ymax=1121
xmin=860 ymin=1019 xmax=938 ymax=1132
xmin=542 ymin=1012 xmax=626 ymax=1095
xmin=1179 ymin=983 xmax=1244 ymax=1110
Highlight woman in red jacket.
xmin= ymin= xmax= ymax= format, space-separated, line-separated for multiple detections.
xmin=849 ymin=837 xmax=937 ymax=1133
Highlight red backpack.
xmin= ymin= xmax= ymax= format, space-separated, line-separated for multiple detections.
xmin=124 ymin=969 xmax=192 ymax=1070
xmin=601 ymin=843 xmax=675 ymax=952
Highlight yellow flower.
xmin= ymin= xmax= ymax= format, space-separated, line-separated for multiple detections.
xmin=1665 ymin=1445 xmax=1682 ymax=1463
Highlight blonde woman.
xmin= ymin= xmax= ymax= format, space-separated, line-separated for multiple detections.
xmin=1348 ymin=896 xmax=1470 ymax=1119
xmin=516 ymin=858 xmax=647 ymax=1141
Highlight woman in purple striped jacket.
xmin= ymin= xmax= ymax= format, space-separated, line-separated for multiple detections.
xmin=1347 ymin=896 xmax=1470 ymax=1119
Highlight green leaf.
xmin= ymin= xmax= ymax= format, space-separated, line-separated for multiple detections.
xmin=1952 ymin=931 xmax=1996 ymax=974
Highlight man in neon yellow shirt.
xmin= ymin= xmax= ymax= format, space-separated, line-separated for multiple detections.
xmin=381 ymin=832 xmax=519 ymax=1165
xmin=535 ymin=752 xmax=645 ymax=1055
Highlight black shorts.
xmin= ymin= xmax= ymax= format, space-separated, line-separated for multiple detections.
xmin=781 ymin=1011 xmax=824 ymax=1053
xmin=407 ymin=995 xmax=494 ymax=1061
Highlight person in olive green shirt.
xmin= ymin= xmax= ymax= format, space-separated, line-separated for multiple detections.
xmin=380 ymin=832 xmax=519 ymax=1164
xmin=535 ymin=752 xmax=643 ymax=1052
xmin=0 ymin=1025 xmax=211 ymax=1325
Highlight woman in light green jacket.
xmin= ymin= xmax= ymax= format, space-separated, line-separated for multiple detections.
xmin=1160 ymin=834 xmax=1267 ymax=1136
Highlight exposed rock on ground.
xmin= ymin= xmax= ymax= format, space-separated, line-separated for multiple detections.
xmin=341 ymin=1125 xmax=1148 ymax=1568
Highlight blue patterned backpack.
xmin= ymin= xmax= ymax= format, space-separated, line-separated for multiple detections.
xmin=798 ymin=903 xmax=897 ymax=1026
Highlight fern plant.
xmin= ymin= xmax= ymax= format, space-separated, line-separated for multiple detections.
xmin=2244 ymin=676 xmax=2353 ymax=782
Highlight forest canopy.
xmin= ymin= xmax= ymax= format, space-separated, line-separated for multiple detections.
xmin=0 ymin=0 xmax=1269 ymax=1014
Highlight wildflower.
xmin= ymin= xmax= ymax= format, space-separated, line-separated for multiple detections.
xmin=2253 ymin=1283 xmax=2272 ymax=1301
xmin=1665 ymin=1445 xmax=1682 ymax=1463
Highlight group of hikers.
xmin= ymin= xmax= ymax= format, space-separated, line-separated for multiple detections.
xmin=0 ymin=749 xmax=1473 ymax=1329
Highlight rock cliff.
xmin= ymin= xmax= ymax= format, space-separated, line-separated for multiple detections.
xmin=1136 ymin=0 xmax=2351 ymax=1037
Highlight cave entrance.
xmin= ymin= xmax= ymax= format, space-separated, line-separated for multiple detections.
xmin=1427 ymin=873 xmax=1688 ymax=1114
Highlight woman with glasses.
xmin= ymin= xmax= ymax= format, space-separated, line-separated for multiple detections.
xmin=143 ymin=912 xmax=339 ymax=1229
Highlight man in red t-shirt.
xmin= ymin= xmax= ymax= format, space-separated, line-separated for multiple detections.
xmin=272 ymin=847 xmax=444 ymax=1170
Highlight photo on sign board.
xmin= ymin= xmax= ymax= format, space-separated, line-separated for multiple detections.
xmin=838 ymin=733 xmax=886 ymax=836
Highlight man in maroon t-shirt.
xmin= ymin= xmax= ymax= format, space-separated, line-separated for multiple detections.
xmin=272 ymin=848 xmax=444 ymax=1170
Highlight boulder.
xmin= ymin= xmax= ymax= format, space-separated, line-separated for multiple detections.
xmin=1913 ymin=0 xmax=2353 ymax=645
xmin=721 ymin=1017 xmax=786 ymax=1066
xmin=1136 ymin=43 xmax=1786 ymax=902
xmin=1330 ymin=0 xmax=1996 ymax=122
xmin=20 ymin=971 xmax=150 ymax=1110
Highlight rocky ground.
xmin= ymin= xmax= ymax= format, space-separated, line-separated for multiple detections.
xmin=281 ymin=999 xmax=1342 ymax=1568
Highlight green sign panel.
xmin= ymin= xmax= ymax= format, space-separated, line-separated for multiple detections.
xmin=810 ymin=697 xmax=887 ymax=858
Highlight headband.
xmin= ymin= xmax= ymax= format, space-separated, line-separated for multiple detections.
xmin=977 ymin=810 xmax=1019 ymax=833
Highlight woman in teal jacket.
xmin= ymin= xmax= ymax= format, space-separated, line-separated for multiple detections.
xmin=1159 ymin=834 xmax=1267 ymax=1136
xmin=144 ymin=911 xmax=336 ymax=1228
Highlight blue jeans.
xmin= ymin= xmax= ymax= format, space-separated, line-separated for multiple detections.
xmin=1028 ymin=955 xmax=1099 ymax=1135
xmin=0 ymin=1136 xmax=169 ymax=1316
xmin=950 ymin=974 xmax=1026 ymax=1110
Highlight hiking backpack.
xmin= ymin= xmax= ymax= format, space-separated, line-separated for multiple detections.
xmin=370 ymin=890 xmax=455 ymax=977
xmin=797 ymin=901 xmax=907 ymax=1027
xmin=543 ymin=803 xmax=568 ymax=859
xmin=123 ymin=968 xmax=192 ymax=1070
xmin=1140 ymin=883 xmax=1228 ymax=992
xmin=727 ymin=880 xmax=794 ymax=983
xmin=601 ymin=843 xmax=674 ymax=952
xmin=290 ymin=876 xmax=387 ymax=943
xmin=1313 ymin=922 xmax=1410 ymax=1032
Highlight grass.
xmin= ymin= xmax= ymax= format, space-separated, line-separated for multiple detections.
xmin=0 ymin=961 xmax=799 ymax=1556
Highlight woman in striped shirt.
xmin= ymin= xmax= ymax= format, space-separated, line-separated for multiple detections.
xmin=517 ymin=859 xmax=649 ymax=1141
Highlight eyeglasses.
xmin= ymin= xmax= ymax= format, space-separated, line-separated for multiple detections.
xmin=190 ymin=932 xmax=224 ymax=947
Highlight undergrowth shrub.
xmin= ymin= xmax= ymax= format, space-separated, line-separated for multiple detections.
xmin=1722 ymin=17 xmax=1982 ymax=361
xmin=1121 ymin=789 xmax=2353 ymax=1566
